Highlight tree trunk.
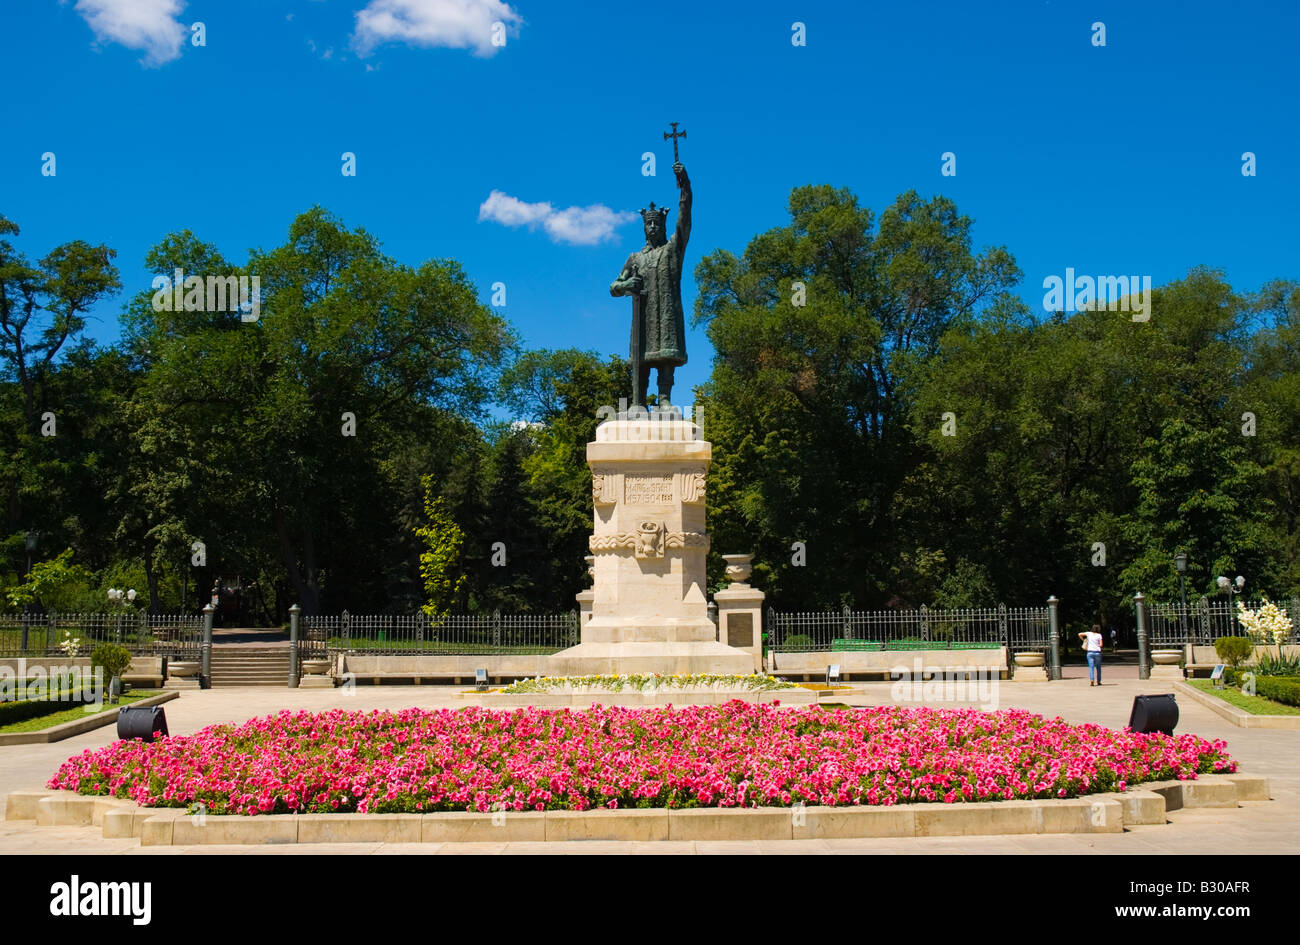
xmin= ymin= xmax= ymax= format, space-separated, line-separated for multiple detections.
xmin=143 ymin=548 xmax=161 ymax=614
xmin=275 ymin=506 xmax=320 ymax=615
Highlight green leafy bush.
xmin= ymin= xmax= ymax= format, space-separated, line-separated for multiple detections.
xmin=1254 ymin=675 xmax=1300 ymax=708
xmin=1214 ymin=636 xmax=1254 ymax=670
xmin=781 ymin=634 xmax=815 ymax=651
xmin=90 ymin=643 xmax=132 ymax=682
xmin=0 ymin=692 xmax=96 ymax=725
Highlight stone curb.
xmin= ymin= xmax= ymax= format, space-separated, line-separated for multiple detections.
xmin=2 ymin=774 xmax=1267 ymax=845
xmin=1174 ymin=681 xmax=1300 ymax=729
xmin=0 ymin=692 xmax=179 ymax=746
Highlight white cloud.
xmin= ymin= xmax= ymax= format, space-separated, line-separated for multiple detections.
xmin=352 ymin=0 xmax=522 ymax=58
xmin=74 ymin=0 xmax=187 ymax=67
xmin=478 ymin=191 xmax=635 ymax=246
xmin=478 ymin=191 xmax=552 ymax=227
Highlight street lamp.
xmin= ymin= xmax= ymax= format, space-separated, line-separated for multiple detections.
xmin=24 ymin=531 xmax=38 ymax=576
xmin=1216 ymin=575 xmax=1246 ymax=638
xmin=21 ymin=531 xmax=38 ymax=653
xmin=1173 ymin=553 xmax=1189 ymax=642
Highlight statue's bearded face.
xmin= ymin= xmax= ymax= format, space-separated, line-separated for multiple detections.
xmin=643 ymin=217 xmax=666 ymax=247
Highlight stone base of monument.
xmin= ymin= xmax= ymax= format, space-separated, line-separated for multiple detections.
xmin=552 ymin=417 xmax=758 ymax=678
xmin=298 ymin=674 xmax=336 ymax=689
xmin=548 ymin=634 xmax=754 ymax=677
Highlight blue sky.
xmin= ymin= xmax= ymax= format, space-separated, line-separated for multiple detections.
xmin=2 ymin=0 xmax=1297 ymax=407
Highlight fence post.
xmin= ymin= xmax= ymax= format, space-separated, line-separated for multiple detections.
xmin=288 ymin=604 xmax=301 ymax=688
xmin=493 ymin=609 xmax=502 ymax=648
xmin=20 ymin=610 xmax=29 ymax=653
xmin=842 ymin=603 xmax=852 ymax=640
xmin=1047 ymin=596 xmax=1061 ymax=681
xmin=201 ymin=604 xmax=214 ymax=689
xmin=1134 ymin=592 xmax=1149 ymax=680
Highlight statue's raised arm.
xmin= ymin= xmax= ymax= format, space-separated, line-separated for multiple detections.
xmin=672 ymin=162 xmax=691 ymax=250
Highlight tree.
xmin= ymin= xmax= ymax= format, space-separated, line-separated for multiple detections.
xmin=0 ymin=215 xmax=120 ymax=533
xmin=131 ymin=207 xmax=513 ymax=613
xmin=693 ymin=187 xmax=1022 ymax=606
xmin=415 ymin=475 xmax=466 ymax=618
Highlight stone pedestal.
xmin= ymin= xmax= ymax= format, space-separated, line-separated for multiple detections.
xmin=714 ymin=556 xmax=765 ymax=673
xmin=575 ymin=589 xmax=594 ymax=626
xmin=1012 ymin=652 xmax=1049 ymax=682
xmin=164 ymin=661 xmax=201 ymax=690
xmin=1150 ymin=650 xmax=1184 ymax=681
xmin=549 ymin=419 xmax=753 ymax=677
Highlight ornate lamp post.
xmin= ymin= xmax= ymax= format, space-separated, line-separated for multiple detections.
xmin=21 ymin=531 xmax=38 ymax=652
xmin=1216 ymin=574 xmax=1246 ymax=638
xmin=1173 ymin=552 xmax=1189 ymax=642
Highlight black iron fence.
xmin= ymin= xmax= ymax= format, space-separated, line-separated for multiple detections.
xmin=767 ymin=603 xmax=1052 ymax=655
xmin=0 ymin=611 xmax=204 ymax=661
xmin=1143 ymin=596 xmax=1299 ymax=647
xmin=304 ymin=610 xmax=580 ymax=656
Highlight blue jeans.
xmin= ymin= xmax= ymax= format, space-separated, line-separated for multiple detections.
xmin=1087 ymin=651 xmax=1102 ymax=682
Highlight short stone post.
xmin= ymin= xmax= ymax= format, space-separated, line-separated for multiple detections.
xmin=714 ymin=554 xmax=765 ymax=673
xmin=201 ymin=604 xmax=214 ymax=689
xmin=575 ymin=555 xmax=595 ymax=626
xmin=1047 ymin=595 xmax=1061 ymax=681
xmin=1135 ymin=592 xmax=1150 ymax=680
xmin=288 ymin=604 xmax=301 ymax=688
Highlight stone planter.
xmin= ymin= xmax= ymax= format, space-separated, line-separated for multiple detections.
xmin=1150 ymin=649 xmax=1183 ymax=680
xmin=299 ymin=658 xmax=336 ymax=689
xmin=165 ymin=660 xmax=202 ymax=690
xmin=722 ymin=554 xmax=753 ymax=586
xmin=1013 ymin=651 xmax=1048 ymax=681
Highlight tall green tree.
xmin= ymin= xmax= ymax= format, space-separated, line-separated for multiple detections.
xmin=693 ymin=187 xmax=1022 ymax=606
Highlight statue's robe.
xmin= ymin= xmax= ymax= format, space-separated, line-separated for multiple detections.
xmin=621 ymin=235 xmax=687 ymax=366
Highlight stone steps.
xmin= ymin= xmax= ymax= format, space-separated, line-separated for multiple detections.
xmin=208 ymin=647 xmax=293 ymax=687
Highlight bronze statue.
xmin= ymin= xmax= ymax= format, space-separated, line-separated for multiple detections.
xmin=610 ymin=124 xmax=691 ymax=407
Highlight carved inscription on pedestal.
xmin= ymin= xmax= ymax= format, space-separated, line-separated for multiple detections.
xmin=625 ymin=474 xmax=674 ymax=505
xmin=728 ymin=613 xmax=754 ymax=648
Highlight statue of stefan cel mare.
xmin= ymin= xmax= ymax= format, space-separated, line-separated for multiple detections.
xmin=609 ymin=122 xmax=692 ymax=408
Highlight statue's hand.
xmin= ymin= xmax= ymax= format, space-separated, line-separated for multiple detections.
xmin=628 ymin=274 xmax=644 ymax=293
xmin=673 ymin=162 xmax=687 ymax=183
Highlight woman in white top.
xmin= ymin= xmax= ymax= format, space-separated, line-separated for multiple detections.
xmin=1079 ymin=624 xmax=1104 ymax=686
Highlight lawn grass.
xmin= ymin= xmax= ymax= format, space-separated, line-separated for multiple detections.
xmin=0 ymin=691 xmax=163 ymax=734
xmin=1187 ymin=679 xmax=1300 ymax=716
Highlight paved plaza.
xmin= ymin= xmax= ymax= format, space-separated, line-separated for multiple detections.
xmin=2 ymin=676 xmax=1296 ymax=855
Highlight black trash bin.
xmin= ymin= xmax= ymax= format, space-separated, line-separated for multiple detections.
xmin=1128 ymin=693 xmax=1178 ymax=735
xmin=117 ymin=705 xmax=169 ymax=742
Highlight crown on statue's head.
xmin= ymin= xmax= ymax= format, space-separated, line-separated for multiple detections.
xmin=640 ymin=202 xmax=669 ymax=225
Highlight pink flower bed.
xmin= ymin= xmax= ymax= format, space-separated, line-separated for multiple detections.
xmin=47 ymin=703 xmax=1234 ymax=814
